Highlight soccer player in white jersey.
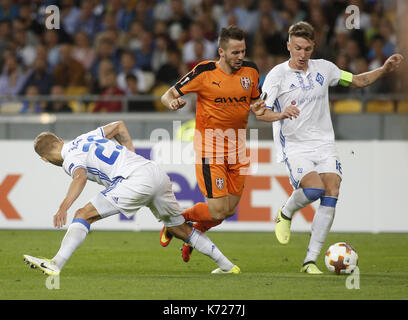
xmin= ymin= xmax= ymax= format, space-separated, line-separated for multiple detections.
xmin=23 ymin=121 xmax=240 ymax=275
xmin=251 ymin=21 xmax=403 ymax=274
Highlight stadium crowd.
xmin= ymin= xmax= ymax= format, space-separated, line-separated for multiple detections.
xmin=0 ymin=0 xmax=402 ymax=113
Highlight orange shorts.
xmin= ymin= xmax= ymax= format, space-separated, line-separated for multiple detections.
xmin=195 ymin=157 xmax=250 ymax=198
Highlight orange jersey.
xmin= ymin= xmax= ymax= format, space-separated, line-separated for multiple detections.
xmin=175 ymin=60 xmax=260 ymax=159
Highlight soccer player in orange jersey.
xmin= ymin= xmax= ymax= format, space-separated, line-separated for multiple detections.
xmin=159 ymin=25 xmax=267 ymax=262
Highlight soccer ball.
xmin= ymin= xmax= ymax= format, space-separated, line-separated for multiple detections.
xmin=325 ymin=242 xmax=358 ymax=275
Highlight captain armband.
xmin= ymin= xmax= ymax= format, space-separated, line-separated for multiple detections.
xmin=338 ymin=70 xmax=353 ymax=87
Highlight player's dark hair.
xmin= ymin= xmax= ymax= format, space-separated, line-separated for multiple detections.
xmin=288 ymin=21 xmax=315 ymax=42
xmin=218 ymin=25 xmax=245 ymax=49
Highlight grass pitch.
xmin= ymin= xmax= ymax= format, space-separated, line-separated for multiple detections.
xmin=0 ymin=230 xmax=407 ymax=300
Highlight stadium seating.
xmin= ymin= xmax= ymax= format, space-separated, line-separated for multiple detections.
xmin=396 ymin=101 xmax=408 ymax=113
xmin=333 ymin=99 xmax=362 ymax=113
xmin=365 ymin=100 xmax=395 ymax=113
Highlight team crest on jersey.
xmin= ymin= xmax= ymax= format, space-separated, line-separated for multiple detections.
xmin=215 ymin=177 xmax=224 ymax=190
xmin=240 ymin=77 xmax=251 ymax=90
xmin=316 ymin=72 xmax=324 ymax=86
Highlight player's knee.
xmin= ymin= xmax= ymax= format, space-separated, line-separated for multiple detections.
xmin=210 ymin=207 xmax=229 ymax=221
xmin=166 ymin=225 xmax=189 ymax=241
xmin=73 ymin=208 xmax=93 ymax=225
xmin=324 ymin=187 xmax=340 ymax=198
xmin=303 ymin=187 xmax=325 ymax=201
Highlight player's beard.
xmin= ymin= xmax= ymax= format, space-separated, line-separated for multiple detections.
xmin=226 ymin=56 xmax=242 ymax=72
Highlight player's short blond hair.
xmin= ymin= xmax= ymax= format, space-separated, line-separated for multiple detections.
xmin=288 ymin=21 xmax=315 ymax=42
xmin=34 ymin=132 xmax=60 ymax=157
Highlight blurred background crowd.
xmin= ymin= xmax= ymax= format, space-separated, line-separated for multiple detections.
xmin=0 ymin=0 xmax=403 ymax=113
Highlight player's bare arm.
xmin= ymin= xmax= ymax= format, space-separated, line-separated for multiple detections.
xmin=250 ymin=98 xmax=266 ymax=116
xmin=54 ymin=167 xmax=87 ymax=228
xmin=161 ymin=87 xmax=187 ymax=110
xmin=350 ymin=53 xmax=404 ymax=88
xmin=255 ymin=105 xmax=300 ymax=122
xmin=102 ymin=121 xmax=135 ymax=152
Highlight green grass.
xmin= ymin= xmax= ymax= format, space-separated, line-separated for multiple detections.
xmin=0 ymin=230 xmax=407 ymax=300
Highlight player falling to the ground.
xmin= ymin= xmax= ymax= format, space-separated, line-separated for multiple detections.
xmin=23 ymin=121 xmax=240 ymax=275
xmin=159 ymin=25 xmax=263 ymax=261
xmin=252 ymin=21 xmax=403 ymax=274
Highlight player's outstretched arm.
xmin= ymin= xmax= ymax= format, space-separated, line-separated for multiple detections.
xmin=102 ymin=121 xmax=135 ymax=152
xmin=255 ymin=105 xmax=300 ymax=122
xmin=54 ymin=168 xmax=87 ymax=228
xmin=161 ymin=87 xmax=187 ymax=110
xmin=350 ymin=53 xmax=404 ymax=88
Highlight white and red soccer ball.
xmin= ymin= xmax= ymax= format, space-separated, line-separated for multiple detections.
xmin=325 ymin=242 xmax=359 ymax=274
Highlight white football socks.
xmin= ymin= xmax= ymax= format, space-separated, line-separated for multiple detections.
xmin=304 ymin=199 xmax=336 ymax=263
xmin=52 ymin=219 xmax=90 ymax=270
xmin=281 ymin=188 xmax=312 ymax=219
xmin=187 ymin=229 xmax=234 ymax=271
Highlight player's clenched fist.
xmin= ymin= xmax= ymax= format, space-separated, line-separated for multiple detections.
xmin=250 ymin=99 xmax=266 ymax=116
xmin=169 ymin=98 xmax=187 ymax=110
xmin=381 ymin=53 xmax=404 ymax=73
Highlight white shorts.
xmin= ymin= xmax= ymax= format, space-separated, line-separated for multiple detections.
xmin=284 ymin=147 xmax=343 ymax=189
xmin=90 ymin=162 xmax=185 ymax=227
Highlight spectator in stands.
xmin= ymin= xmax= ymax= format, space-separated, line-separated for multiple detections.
xmin=0 ymin=19 xmax=11 ymax=66
xmin=116 ymin=1 xmax=136 ymax=32
xmin=182 ymin=22 xmax=217 ymax=66
xmin=72 ymin=31 xmax=95 ymax=71
xmin=254 ymin=13 xmax=287 ymax=57
xmin=20 ymin=85 xmax=44 ymax=113
xmin=12 ymin=28 xmax=37 ymax=68
xmin=74 ymin=1 xmax=102 ymax=40
xmin=283 ymin=0 xmax=307 ymax=24
xmin=187 ymin=39 xmax=205 ymax=70
xmin=91 ymin=58 xmax=115 ymax=94
xmin=12 ymin=17 xmax=38 ymax=47
xmin=125 ymin=73 xmax=154 ymax=112
xmin=43 ymin=29 xmax=60 ymax=71
xmin=18 ymin=3 xmax=43 ymax=36
xmin=90 ymin=36 xmax=121 ymax=79
xmin=0 ymin=0 xmax=19 ymax=21
xmin=132 ymin=0 xmax=155 ymax=32
xmin=45 ymin=85 xmax=73 ymax=113
xmin=194 ymin=11 xmax=218 ymax=42
xmin=151 ymin=34 xmax=170 ymax=73
xmin=345 ymin=38 xmax=363 ymax=73
xmin=217 ymin=0 xmax=249 ymax=34
xmin=134 ymin=29 xmax=154 ymax=71
xmin=251 ymin=43 xmax=271 ymax=89
xmin=93 ymin=70 xmax=125 ymax=112
xmin=378 ymin=18 xmax=396 ymax=58
xmin=52 ymin=43 xmax=88 ymax=89
xmin=308 ymin=6 xmax=330 ymax=59
xmin=367 ymin=35 xmax=387 ymax=70
xmin=22 ymin=56 xmax=53 ymax=95
xmin=117 ymin=50 xmax=147 ymax=93
xmin=60 ymin=0 xmax=81 ymax=36
xmin=122 ymin=21 xmax=143 ymax=51
xmin=257 ymin=0 xmax=284 ymax=32
xmin=166 ymin=0 xmax=193 ymax=42
xmin=0 ymin=54 xmax=28 ymax=96
xmin=155 ymin=47 xmax=186 ymax=87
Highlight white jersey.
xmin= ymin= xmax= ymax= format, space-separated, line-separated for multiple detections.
xmin=261 ymin=59 xmax=342 ymax=162
xmin=61 ymin=127 xmax=151 ymax=187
